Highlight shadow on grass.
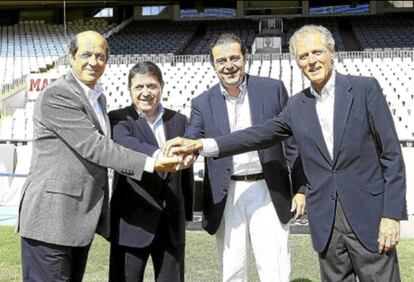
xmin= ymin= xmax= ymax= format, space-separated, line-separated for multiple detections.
xmin=292 ymin=279 xmax=314 ymax=282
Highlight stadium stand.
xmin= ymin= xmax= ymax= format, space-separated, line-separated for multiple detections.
xmin=1 ymin=6 xmax=414 ymax=214
xmin=282 ymin=17 xmax=346 ymax=51
xmin=0 ymin=115 xmax=13 ymax=139
xmin=351 ymin=13 xmax=414 ymax=50
xmin=0 ymin=19 xmax=114 ymax=92
xmin=108 ymin=20 xmax=196 ymax=55
xmin=189 ymin=19 xmax=257 ymax=54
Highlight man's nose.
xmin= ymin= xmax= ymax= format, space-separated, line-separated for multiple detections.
xmin=224 ymin=61 xmax=236 ymax=69
xmin=308 ymin=54 xmax=317 ymax=64
xmin=88 ymin=55 xmax=98 ymax=65
xmin=141 ymin=87 xmax=151 ymax=95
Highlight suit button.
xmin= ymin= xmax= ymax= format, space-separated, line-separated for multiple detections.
xmin=226 ymin=168 xmax=231 ymax=172
xmin=330 ymin=194 xmax=335 ymax=200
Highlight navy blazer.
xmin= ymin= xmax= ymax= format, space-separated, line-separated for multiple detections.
xmin=185 ymin=75 xmax=305 ymax=234
xmin=214 ymin=73 xmax=407 ymax=252
xmin=109 ymin=106 xmax=194 ymax=248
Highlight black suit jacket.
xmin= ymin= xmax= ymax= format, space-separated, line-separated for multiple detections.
xmin=108 ymin=105 xmax=194 ymax=248
xmin=108 ymin=105 xmax=139 ymax=136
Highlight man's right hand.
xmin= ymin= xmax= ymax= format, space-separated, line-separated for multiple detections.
xmin=154 ymin=152 xmax=197 ymax=172
xmin=163 ymin=137 xmax=203 ymax=157
xmin=154 ymin=155 xmax=184 ymax=172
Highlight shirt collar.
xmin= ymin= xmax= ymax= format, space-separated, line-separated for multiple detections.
xmin=71 ymin=70 xmax=103 ymax=102
xmin=219 ymin=75 xmax=247 ymax=100
xmin=136 ymin=104 xmax=165 ymax=125
xmin=310 ymin=70 xmax=336 ymax=100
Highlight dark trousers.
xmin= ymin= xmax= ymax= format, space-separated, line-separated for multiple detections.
xmin=21 ymin=237 xmax=91 ymax=282
xmin=109 ymin=217 xmax=185 ymax=282
xmin=318 ymin=199 xmax=401 ymax=282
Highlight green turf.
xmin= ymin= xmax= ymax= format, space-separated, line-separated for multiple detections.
xmin=1 ymin=226 xmax=413 ymax=281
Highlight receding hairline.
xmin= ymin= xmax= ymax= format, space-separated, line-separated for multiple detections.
xmin=69 ymin=30 xmax=109 ymax=59
xmin=76 ymin=31 xmax=107 ymax=44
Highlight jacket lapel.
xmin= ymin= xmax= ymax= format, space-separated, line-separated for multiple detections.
xmin=161 ymin=110 xmax=176 ymax=180
xmin=163 ymin=110 xmax=177 ymax=141
xmin=210 ymin=85 xmax=231 ymax=135
xmin=246 ymin=76 xmax=262 ymax=126
xmin=127 ymin=105 xmax=140 ymax=120
xmin=65 ymin=72 xmax=105 ymax=135
xmin=332 ymin=73 xmax=354 ymax=165
xmin=134 ymin=117 xmax=159 ymax=147
xmin=299 ymin=89 xmax=332 ymax=165
xmin=98 ymin=94 xmax=111 ymax=137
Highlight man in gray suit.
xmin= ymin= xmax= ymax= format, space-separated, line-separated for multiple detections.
xmin=17 ymin=31 xmax=184 ymax=282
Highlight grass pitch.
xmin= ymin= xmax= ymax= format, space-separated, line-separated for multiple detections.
xmin=1 ymin=226 xmax=413 ymax=281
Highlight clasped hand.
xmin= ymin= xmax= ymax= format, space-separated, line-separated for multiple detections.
xmin=154 ymin=137 xmax=202 ymax=172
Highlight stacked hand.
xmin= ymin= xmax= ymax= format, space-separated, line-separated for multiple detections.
xmin=154 ymin=138 xmax=201 ymax=172
xmin=162 ymin=137 xmax=203 ymax=159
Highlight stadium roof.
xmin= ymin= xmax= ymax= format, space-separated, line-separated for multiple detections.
xmin=0 ymin=1 xmax=172 ymax=9
xmin=0 ymin=1 xmax=235 ymax=9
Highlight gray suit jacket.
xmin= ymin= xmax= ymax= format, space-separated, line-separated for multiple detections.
xmin=17 ymin=72 xmax=147 ymax=247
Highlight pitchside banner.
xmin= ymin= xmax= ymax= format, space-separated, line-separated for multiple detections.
xmin=26 ymin=74 xmax=58 ymax=101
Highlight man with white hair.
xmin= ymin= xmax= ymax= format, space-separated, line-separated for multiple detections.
xmin=164 ymin=25 xmax=407 ymax=281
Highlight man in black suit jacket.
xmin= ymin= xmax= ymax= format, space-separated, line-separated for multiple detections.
xmin=164 ymin=26 xmax=407 ymax=281
xmin=108 ymin=62 xmax=194 ymax=282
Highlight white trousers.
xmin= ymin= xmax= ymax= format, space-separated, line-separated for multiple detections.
xmin=216 ymin=179 xmax=290 ymax=282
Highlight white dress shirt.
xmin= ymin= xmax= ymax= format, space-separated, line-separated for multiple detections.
xmin=203 ymin=79 xmax=262 ymax=176
xmin=136 ymin=104 xmax=166 ymax=151
xmin=309 ymin=71 xmax=336 ymax=160
xmin=72 ymin=71 xmax=107 ymax=135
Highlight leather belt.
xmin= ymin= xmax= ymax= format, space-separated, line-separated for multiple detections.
xmin=230 ymin=173 xmax=264 ymax=181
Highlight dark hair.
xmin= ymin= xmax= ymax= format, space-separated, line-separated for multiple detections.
xmin=128 ymin=61 xmax=164 ymax=89
xmin=209 ymin=33 xmax=248 ymax=65
xmin=68 ymin=31 xmax=110 ymax=60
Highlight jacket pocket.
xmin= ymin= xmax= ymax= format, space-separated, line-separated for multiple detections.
xmin=45 ymin=179 xmax=84 ymax=197
xmin=366 ymin=179 xmax=385 ymax=196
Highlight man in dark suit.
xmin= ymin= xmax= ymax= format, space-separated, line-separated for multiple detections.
xmin=18 ymin=31 xmax=183 ymax=282
xmin=164 ymin=25 xmax=407 ymax=281
xmin=183 ymin=33 xmax=305 ymax=281
xmin=108 ymin=61 xmax=194 ymax=282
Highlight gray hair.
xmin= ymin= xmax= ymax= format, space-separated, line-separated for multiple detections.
xmin=289 ymin=25 xmax=335 ymax=59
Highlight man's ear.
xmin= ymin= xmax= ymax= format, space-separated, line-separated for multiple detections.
xmin=68 ymin=53 xmax=74 ymax=66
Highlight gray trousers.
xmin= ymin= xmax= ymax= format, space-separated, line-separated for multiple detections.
xmin=318 ymin=199 xmax=401 ymax=282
